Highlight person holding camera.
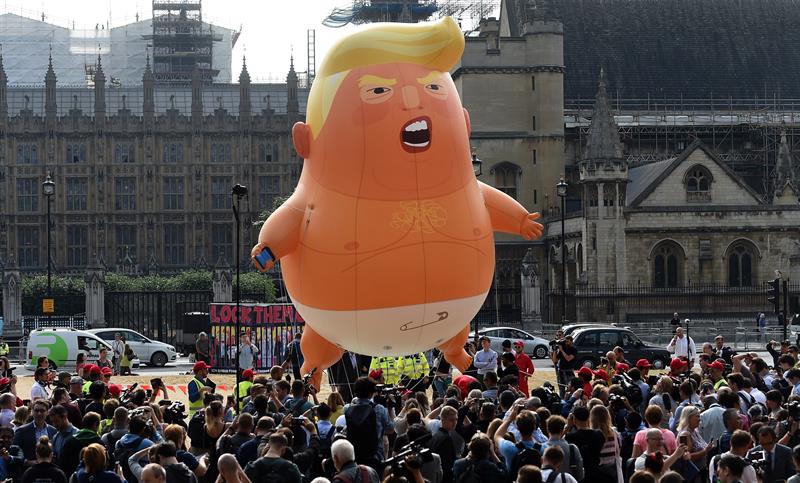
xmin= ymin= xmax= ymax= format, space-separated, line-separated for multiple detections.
xmin=667 ymin=327 xmax=696 ymax=370
xmin=747 ymin=425 xmax=795 ymax=483
xmin=709 ymin=430 xmax=756 ymax=483
xmin=453 ymin=432 xmax=507 ymax=482
xmin=551 ymin=336 xmax=578 ymax=399
xmin=342 ymin=377 xmax=393 ymax=474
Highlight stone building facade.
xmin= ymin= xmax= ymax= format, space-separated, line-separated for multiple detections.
xmin=0 ymin=55 xmax=306 ymax=275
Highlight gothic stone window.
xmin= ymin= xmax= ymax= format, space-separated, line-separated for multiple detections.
xmin=211 ymin=224 xmax=233 ymax=265
xmin=66 ymin=143 xmax=87 ymax=163
xmin=164 ymin=224 xmax=185 ymax=265
xmin=493 ymin=162 xmax=520 ymax=200
xmin=116 ymin=225 xmax=137 ymax=262
xmin=653 ymin=241 xmax=683 ymax=288
xmin=16 ymin=143 xmax=39 ymax=164
xmin=66 ymin=177 xmax=88 ymax=211
xmin=163 ymin=142 xmax=184 ymax=163
xmin=586 ymin=185 xmax=598 ymax=207
xmin=259 ymin=142 xmax=278 ymax=162
xmin=163 ymin=176 xmax=184 ymax=210
xmin=66 ymin=225 xmax=88 ymax=267
xmin=211 ymin=177 xmax=232 ymax=210
xmin=114 ymin=177 xmax=136 ymax=211
xmin=211 ymin=143 xmax=232 ymax=163
xmin=728 ymin=241 xmax=757 ymax=287
xmin=603 ymin=184 xmax=615 ymax=207
xmin=114 ymin=143 xmax=135 ymax=163
xmin=16 ymin=178 xmax=39 ymax=212
xmin=18 ymin=226 xmax=39 ymax=267
xmin=685 ymin=165 xmax=712 ymax=202
xmin=259 ymin=176 xmax=281 ymax=210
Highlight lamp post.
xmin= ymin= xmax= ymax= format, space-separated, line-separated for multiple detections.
xmin=42 ymin=173 xmax=55 ymax=324
xmin=231 ymin=183 xmax=248 ymax=408
xmin=471 ymin=148 xmax=482 ymax=343
xmin=556 ymin=176 xmax=568 ymax=323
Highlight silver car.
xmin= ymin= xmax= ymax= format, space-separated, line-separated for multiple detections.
xmin=468 ymin=326 xmax=550 ymax=359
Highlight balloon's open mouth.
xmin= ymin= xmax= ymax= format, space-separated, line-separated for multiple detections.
xmin=401 ymin=116 xmax=431 ymax=153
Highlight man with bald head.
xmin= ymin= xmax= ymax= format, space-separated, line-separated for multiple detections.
xmin=141 ymin=464 xmax=166 ymax=483
xmin=667 ymin=326 xmax=696 ymax=369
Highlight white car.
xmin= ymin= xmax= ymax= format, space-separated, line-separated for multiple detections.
xmin=88 ymin=328 xmax=177 ymax=367
xmin=468 ymin=326 xmax=551 ymax=359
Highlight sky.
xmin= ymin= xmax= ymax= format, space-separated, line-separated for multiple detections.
xmin=0 ymin=0 xmax=495 ymax=83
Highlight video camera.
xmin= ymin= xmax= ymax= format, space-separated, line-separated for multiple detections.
xmin=383 ymin=435 xmax=433 ymax=477
xmin=119 ymin=383 xmax=139 ymax=405
xmin=162 ymin=401 xmax=187 ymax=425
xmin=746 ymin=450 xmax=769 ymax=474
xmin=301 ymin=368 xmax=317 ymax=395
xmin=785 ymin=400 xmax=800 ymax=422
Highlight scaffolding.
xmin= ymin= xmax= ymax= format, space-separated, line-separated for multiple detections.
xmin=145 ymin=0 xmax=222 ymax=84
xmin=566 ymin=96 xmax=800 ymax=197
xmin=323 ymin=0 xmax=499 ymax=27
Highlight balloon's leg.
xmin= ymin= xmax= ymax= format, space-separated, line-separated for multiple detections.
xmin=438 ymin=324 xmax=472 ymax=372
xmin=299 ymin=325 xmax=343 ymax=390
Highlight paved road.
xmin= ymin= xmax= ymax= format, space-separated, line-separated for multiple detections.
xmin=12 ymin=357 xmax=196 ymax=376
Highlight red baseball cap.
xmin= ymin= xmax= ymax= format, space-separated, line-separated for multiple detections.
xmin=514 ymin=340 xmax=525 ymax=347
xmin=708 ymin=360 xmax=725 ymax=371
xmin=89 ymin=365 xmax=103 ymax=376
xmin=594 ymin=369 xmax=609 ymax=380
xmin=107 ymin=384 xmax=122 ymax=398
xmin=616 ymin=363 xmax=630 ymax=373
xmin=242 ymin=368 xmax=256 ymax=379
xmin=101 ymin=367 xmax=113 ymax=376
xmin=577 ymin=367 xmax=594 ymax=378
xmin=369 ymin=369 xmax=383 ymax=380
xmin=670 ymin=358 xmax=688 ymax=371
xmin=0 ymin=377 xmax=10 ymax=386
xmin=83 ymin=364 xmax=96 ymax=373
xmin=635 ymin=359 xmax=652 ymax=369
xmin=193 ymin=361 xmax=210 ymax=372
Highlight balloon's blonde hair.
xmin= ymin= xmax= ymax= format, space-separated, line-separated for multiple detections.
xmin=306 ymin=16 xmax=464 ymax=138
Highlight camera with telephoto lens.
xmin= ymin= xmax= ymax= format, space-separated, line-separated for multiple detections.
xmin=745 ymin=449 xmax=768 ymax=474
xmin=549 ymin=339 xmax=565 ymax=349
xmin=384 ymin=436 xmax=433 ymax=478
xmin=608 ymin=393 xmax=626 ymax=407
xmin=785 ymin=400 xmax=800 ymax=422
xmin=119 ymin=383 xmax=139 ymax=405
xmin=162 ymin=401 xmax=187 ymax=424
xmin=301 ymin=368 xmax=317 ymax=396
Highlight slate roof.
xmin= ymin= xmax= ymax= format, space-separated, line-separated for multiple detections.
xmin=626 ymin=140 xmax=764 ymax=207
xmin=504 ymin=0 xmax=800 ymax=101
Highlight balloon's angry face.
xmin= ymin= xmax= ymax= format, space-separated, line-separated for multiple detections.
xmin=310 ymin=62 xmax=472 ymax=199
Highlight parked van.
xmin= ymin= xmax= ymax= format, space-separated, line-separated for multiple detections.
xmin=25 ymin=328 xmax=139 ymax=371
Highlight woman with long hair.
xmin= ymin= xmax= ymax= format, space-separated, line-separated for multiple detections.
xmin=21 ymin=436 xmax=67 ymax=483
xmin=75 ymin=353 xmax=87 ymax=379
xmin=326 ymin=392 xmax=345 ymax=423
xmin=198 ymin=401 xmax=228 ymax=483
xmin=72 ymin=443 xmax=124 ymax=483
xmin=676 ymin=406 xmax=715 ymax=482
xmin=590 ymin=405 xmax=623 ymax=483
xmin=12 ymin=405 xmax=29 ymax=429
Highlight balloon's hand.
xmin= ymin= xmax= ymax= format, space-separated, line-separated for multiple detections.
xmin=250 ymin=243 xmax=276 ymax=272
xmin=520 ymin=213 xmax=544 ymax=240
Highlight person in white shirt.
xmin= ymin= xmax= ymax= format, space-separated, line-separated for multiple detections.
xmin=473 ymin=337 xmax=498 ymax=378
xmin=0 ymin=393 xmax=15 ymax=426
xmin=666 ymin=327 xmax=696 ymax=366
xmin=30 ymin=367 xmax=51 ymax=401
xmin=709 ymin=430 xmax=757 ymax=483
xmin=540 ymin=446 xmax=579 ymax=483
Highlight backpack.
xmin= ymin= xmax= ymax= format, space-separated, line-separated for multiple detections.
xmin=186 ymin=410 xmax=206 ymax=447
xmin=335 ymin=465 xmax=373 ymax=483
xmin=115 ymin=436 xmax=145 ymax=483
xmin=344 ymin=402 xmax=379 ymax=464
xmin=545 ymin=470 xmax=566 ymax=483
xmin=103 ymin=431 xmax=125 ymax=469
xmin=165 ymin=463 xmax=196 ymax=483
xmin=455 ymin=462 xmax=483 ymax=483
xmin=318 ymin=424 xmax=337 ymax=459
xmin=511 ymin=442 xmax=543 ymax=479
xmin=624 ymin=382 xmax=644 ymax=406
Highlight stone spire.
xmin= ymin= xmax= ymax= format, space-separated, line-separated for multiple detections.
xmin=286 ymin=55 xmax=299 ymax=115
xmin=45 ymin=49 xmax=57 ymax=117
xmin=94 ymin=55 xmax=106 ymax=122
xmin=191 ymin=66 xmax=203 ymax=122
xmin=583 ymin=68 xmax=622 ymax=161
xmin=773 ymin=130 xmax=798 ymax=204
xmin=0 ymin=51 xmax=7 ymax=122
xmin=143 ymin=51 xmax=154 ymax=123
xmin=239 ymin=56 xmax=251 ymax=125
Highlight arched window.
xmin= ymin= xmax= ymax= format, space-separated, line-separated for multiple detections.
xmin=493 ymin=162 xmax=520 ymax=199
xmin=728 ymin=241 xmax=757 ymax=287
xmin=652 ymin=241 xmax=683 ymax=288
xmin=685 ymin=165 xmax=712 ymax=202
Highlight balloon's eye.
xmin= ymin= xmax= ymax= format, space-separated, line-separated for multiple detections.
xmin=361 ymin=85 xmax=395 ymax=104
xmin=371 ymin=87 xmax=391 ymax=95
xmin=426 ymin=84 xmax=441 ymax=91
xmin=423 ymin=83 xmax=448 ymax=100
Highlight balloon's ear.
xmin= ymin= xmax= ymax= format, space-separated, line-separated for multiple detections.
xmin=463 ymin=108 xmax=471 ymax=137
xmin=292 ymin=122 xmax=312 ymax=159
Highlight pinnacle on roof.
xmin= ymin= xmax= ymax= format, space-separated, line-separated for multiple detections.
xmin=45 ymin=48 xmax=56 ymax=82
xmin=0 ymin=52 xmax=6 ymax=83
xmin=94 ymin=55 xmax=105 ymax=84
xmin=143 ymin=50 xmax=154 ymax=82
xmin=583 ymin=68 xmax=622 ymax=161
xmin=776 ymin=130 xmax=795 ymax=185
xmin=239 ymin=55 xmax=250 ymax=84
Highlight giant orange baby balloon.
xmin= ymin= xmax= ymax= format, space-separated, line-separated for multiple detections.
xmin=252 ymin=17 xmax=543 ymax=388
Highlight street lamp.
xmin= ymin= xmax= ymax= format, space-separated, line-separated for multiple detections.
xmin=471 ymin=148 xmax=483 ymax=177
xmin=231 ymin=183 xmax=248 ymax=408
xmin=556 ymin=176 xmax=568 ymax=323
xmin=42 ymin=172 xmax=55 ymax=324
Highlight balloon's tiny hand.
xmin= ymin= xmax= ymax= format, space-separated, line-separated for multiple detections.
xmin=520 ymin=213 xmax=544 ymax=240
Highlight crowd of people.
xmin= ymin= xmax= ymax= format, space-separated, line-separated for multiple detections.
xmin=5 ymin=327 xmax=800 ymax=483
